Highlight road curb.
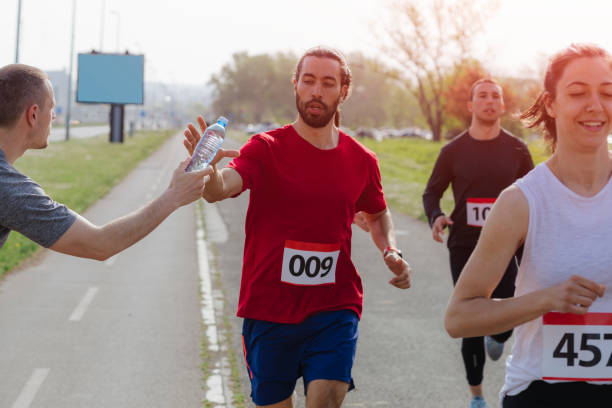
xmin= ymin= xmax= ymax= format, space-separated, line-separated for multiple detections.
xmin=196 ymin=201 xmax=236 ymax=408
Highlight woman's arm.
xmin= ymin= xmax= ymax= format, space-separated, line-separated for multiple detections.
xmin=445 ymin=185 xmax=605 ymax=338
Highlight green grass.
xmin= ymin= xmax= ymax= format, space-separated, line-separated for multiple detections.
xmin=227 ymin=129 xmax=251 ymax=144
xmin=0 ymin=129 xmax=176 ymax=276
xmin=359 ymin=136 xmax=551 ymax=221
xmin=360 ymin=137 xmax=455 ymax=221
xmin=223 ymin=313 xmax=246 ymax=408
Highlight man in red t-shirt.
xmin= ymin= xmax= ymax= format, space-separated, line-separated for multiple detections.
xmin=184 ymin=46 xmax=411 ymax=408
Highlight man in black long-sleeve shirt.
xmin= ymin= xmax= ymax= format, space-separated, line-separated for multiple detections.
xmin=423 ymin=78 xmax=533 ymax=408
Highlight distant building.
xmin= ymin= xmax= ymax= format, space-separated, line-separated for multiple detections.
xmin=47 ymin=70 xmax=109 ymax=124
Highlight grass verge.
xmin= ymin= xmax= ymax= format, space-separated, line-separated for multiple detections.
xmin=223 ymin=312 xmax=246 ymax=408
xmin=201 ymin=320 xmax=212 ymax=408
xmin=0 ymin=129 xmax=176 ymax=276
xmin=226 ymin=129 xmax=251 ymax=144
xmin=358 ymin=136 xmax=550 ymax=221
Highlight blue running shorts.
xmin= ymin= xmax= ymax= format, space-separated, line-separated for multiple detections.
xmin=241 ymin=309 xmax=359 ymax=406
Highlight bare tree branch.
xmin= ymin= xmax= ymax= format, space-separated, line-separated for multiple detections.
xmin=380 ymin=0 xmax=497 ymax=140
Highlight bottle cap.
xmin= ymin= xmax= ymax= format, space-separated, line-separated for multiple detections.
xmin=217 ymin=116 xmax=229 ymax=128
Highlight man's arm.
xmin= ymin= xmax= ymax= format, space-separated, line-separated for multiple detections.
xmin=49 ymin=158 xmax=208 ymax=260
xmin=362 ymin=208 xmax=411 ymax=289
xmin=183 ymin=115 xmax=242 ymax=202
xmin=423 ymin=147 xmax=453 ymax=242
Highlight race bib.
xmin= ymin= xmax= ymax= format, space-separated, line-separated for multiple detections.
xmin=281 ymin=240 xmax=340 ymax=286
xmin=466 ymin=198 xmax=495 ymax=227
xmin=542 ymin=312 xmax=612 ymax=381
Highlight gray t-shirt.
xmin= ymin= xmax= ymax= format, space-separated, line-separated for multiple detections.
xmin=0 ymin=149 xmax=76 ymax=250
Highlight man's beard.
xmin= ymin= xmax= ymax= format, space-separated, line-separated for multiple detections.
xmin=295 ymin=94 xmax=341 ymax=128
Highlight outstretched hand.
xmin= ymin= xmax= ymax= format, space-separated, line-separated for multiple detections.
xmin=183 ymin=115 xmax=207 ymax=156
xmin=167 ymin=157 xmax=210 ymax=207
xmin=183 ymin=115 xmax=240 ymax=166
xmin=385 ymin=252 xmax=411 ymax=289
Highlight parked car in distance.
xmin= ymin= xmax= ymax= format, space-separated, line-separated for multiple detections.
xmin=350 ymin=126 xmax=431 ymax=141
xmin=245 ymin=122 xmax=281 ymax=134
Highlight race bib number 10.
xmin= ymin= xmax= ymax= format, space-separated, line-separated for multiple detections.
xmin=281 ymin=240 xmax=340 ymax=286
xmin=542 ymin=312 xmax=612 ymax=381
xmin=466 ymin=198 xmax=496 ymax=227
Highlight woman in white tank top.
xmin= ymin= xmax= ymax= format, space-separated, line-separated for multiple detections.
xmin=445 ymin=43 xmax=612 ymax=407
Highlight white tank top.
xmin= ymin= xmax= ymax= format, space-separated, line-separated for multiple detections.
xmin=502 ymin=162 xmax=612 ymax=400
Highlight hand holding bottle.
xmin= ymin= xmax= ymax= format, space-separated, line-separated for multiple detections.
xmin=184 ymin=115 xmax=239 ymax=170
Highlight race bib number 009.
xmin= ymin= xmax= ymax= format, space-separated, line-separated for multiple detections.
xmin=542 ymin=312 xmax=612 ymax=381
xmin=281 ymin=240 xmax=340 ymax=286
xmin=466 ymin=198 xmax=496 ymax=227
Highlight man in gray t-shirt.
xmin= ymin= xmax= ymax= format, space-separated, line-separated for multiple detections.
xmin=0 ymin=148 xmax=76 ymax=249
xmin=0 ymin=64 xmax=210 ymax=260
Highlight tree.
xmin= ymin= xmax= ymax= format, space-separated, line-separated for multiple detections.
xmin=380 ymin=0 xmax=498 ymax=141
xmin=344 ymin=53 xmax=425 ymax=129
xmin=342 ymin=53 xmax=390 ymax=127
xmin=498 ymin=76 xmax=542 ymax=138
xmin=209 ymin=51 xmax=425 ymax=129
xmin=441 ymin=58 xmax=547 ymax=139
xmin=442 ymin=59 xmax=516 ymax=135
xmin=209 ymin=51 xmax=297 ymax=124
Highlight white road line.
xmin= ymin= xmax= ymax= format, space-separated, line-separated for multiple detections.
xmin=206 ymin=370 xmax=225 ymax=404
xmin=69 ymin=287 xmax=99 ymax=321
xmin=196 ymin=208 xmax=219 ymax=351
xmin=196 ymin=204 xmax=232 ymax=406
xmin=11 ymin=368 xmax=50 ymax=408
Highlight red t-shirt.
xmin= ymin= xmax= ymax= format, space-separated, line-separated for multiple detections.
xmin=228 ymin=125 xmax=386 ymax=323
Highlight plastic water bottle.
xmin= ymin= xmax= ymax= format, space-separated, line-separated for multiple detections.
xmin=185 ymin=116 xmax=229 ymax=172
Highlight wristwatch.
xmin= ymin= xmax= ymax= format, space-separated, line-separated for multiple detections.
xmin=383 ymin=246 xmax=403 ymax=258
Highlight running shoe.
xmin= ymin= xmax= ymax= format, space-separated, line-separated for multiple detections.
xmin=469 ymin=396 xmax=487 ymax=408
xmin=485 ymin=336 xmax=504 ymax=361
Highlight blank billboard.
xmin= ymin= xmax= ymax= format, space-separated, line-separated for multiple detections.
xmin=76 ymin=53 xmax=144 ymax=104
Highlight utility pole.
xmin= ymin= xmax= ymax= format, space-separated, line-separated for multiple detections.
xmin=99 ymin=0 xmax=105 ymax=51
xmin=110 ymin=10 xmax=120 ymax=52
xmin=15 ymin=0 xmax=23 ymax=63
xmin=65 ymin=0 xmax=76 ymax=141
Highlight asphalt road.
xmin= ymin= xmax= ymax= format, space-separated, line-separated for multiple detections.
xmin=0 ymin=133 xmax=510 ymax=408
xmin=49 ymin=125 xmax=109 ymax=142
xmin=0 ymin=133 xmax=204 ymax=408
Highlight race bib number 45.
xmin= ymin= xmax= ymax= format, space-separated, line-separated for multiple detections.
xmin=466 ymin=198 xmax=496 ymax=227
xmin=281 ymin=240 xmax=340 ymax=286
xmin=542 ymin=312 xmax=612 ymax=381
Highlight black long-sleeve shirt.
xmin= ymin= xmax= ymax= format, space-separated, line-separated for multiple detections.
xmin=422 ymin=129 xmax=534 ymax=249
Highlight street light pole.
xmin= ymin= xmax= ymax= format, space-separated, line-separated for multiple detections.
xmin=110 ymin=10 xmax=120 ymax=52
xmin=15 ymin=0 xmax=23 ymax=63
xmin=99 ymin=0 xmax=105 ymax=51
xmin=65 ymin=0 xmax=76 ymax=141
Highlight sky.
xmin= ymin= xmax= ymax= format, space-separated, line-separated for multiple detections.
xmin=2 ymin=0 xmax=612 ymax=86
